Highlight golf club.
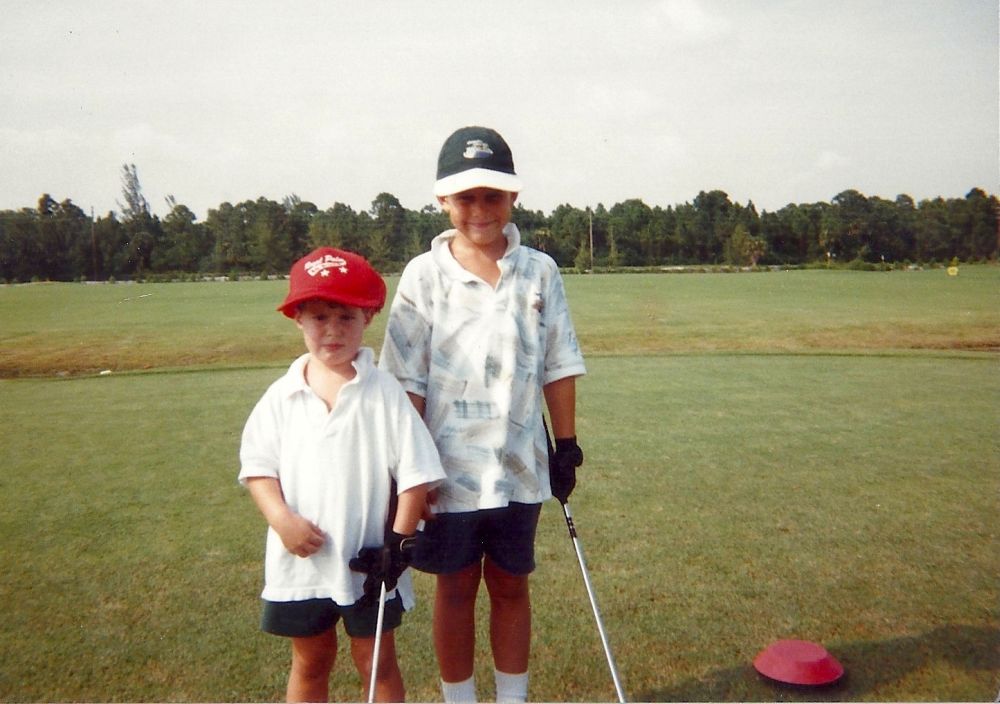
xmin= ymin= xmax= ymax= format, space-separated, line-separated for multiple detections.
xmin=560 ymin=500 xmax=627 ymax=703
xmin=546 ymin=420 xmax=627 ymax=703
xmin=367 ymin=481 xmax=399 ymax=703
xmin=367 ymin=579 xmax=388 ymax=704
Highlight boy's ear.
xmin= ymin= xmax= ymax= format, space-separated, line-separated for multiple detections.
xmin=437 ymin=195 xmax=450 ymax=211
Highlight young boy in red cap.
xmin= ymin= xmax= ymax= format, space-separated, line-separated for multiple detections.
xmin=379 ymin=127 xmax=587 ymax=702
xmin=239 ymin=247 xmax=445 ymax=703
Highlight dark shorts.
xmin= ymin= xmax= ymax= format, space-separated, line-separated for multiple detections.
xmin=411 ymin=502 xmax=542 ymax=576
xmin=261 ymin=595 xmax=404 ymax=639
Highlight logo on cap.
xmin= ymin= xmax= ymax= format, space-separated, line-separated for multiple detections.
xmin=305 ymin=254 xmax=348 ymax=278
xmin=463 ymin=140 xmax=494 ymax=160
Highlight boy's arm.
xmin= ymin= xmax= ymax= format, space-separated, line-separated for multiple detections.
xmin=543 ymin=375 xmax=577 ymax=439
xmin=351 ymin=480 xmax=436 ymax=602
xmin=544 ymin=375 xmax=584 ymax=503
xmin=244 ymin=477 xmax=325 ymax=557
xmin=392 ymin=482 xmax=432 ymax=536
xmin=402 ymin=392 xmax=440 ymax=517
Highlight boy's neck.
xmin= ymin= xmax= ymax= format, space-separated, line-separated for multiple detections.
xmin=304 ymin=354 xmax=357 ymax=411
xmin=450 ymin=230 xmax=508 ymax=287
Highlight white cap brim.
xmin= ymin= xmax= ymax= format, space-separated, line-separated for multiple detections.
xmin=433 ymin=167 xmax=523 ymax=197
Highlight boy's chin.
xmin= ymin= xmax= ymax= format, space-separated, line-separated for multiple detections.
xmin=309 ymin=347 xmax=359 ymax=371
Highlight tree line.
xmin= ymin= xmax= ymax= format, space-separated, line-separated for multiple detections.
xmin=1 ymin=164 xmax=996 ymax=283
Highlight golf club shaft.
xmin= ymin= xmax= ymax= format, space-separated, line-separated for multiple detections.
xmin=368 ymin=480 xmax=398 ymax=703
xmin=367 ymin=580 xmax=388 ymax=704
xmin=562 ymin=501 xmax=627 ymax=703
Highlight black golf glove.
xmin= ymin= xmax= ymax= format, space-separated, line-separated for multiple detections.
xmin=349 ymin=531 xmax=416 ymax=607
xmin=550 ymin=436 xmax=584 ymax=504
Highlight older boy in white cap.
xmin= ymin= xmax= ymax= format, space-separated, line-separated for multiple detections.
xmin=379 ymin=127 xmax=587 ymax=702
xmin=240 ymin=247 xmax=445 ymax=703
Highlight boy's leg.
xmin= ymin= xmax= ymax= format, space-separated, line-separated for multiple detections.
xmin=287 ymin=629 xmax=337 ymax=703
xmin=483 ymin=556 xmax=531 ymax=674
xmin=434 ymin=561 xmax=484 ymax=683
xmin=350 ymin=632 xmax=404 ymax=703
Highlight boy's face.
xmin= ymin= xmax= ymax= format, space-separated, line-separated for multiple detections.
xmin=437 ymin=187 xmax=517 ymax=249
xmin=295 ymin=299 xmax=370 ymax=373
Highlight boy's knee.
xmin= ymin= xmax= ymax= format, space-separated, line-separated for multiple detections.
xmin=291 ymin=633 xmax=337 ymax=679
xmin=437 ymin=563 xmax=483 ymax=602
xmin=292 ymin=651 xmax=335 ymax=681
xmin=351 ymin=635 xmax=399 ymax=678
xmin=484 ymin=559 xmax=529 ymax=600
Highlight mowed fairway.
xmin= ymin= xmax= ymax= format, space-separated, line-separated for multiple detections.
xmin=1 ymin=268 xmax=997 ymax=702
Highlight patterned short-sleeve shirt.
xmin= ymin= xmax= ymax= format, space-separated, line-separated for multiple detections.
xmin=379 ymin=224 xmax=586 ymax=512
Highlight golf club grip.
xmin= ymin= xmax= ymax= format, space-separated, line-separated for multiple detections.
xmin=562 ymin=504 xmax=579 ymax=539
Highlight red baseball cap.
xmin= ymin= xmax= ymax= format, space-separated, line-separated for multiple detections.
xmin=278 ymin=247 xmax=386 ymax=318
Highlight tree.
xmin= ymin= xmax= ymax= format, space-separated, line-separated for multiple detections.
xmin=692 ymin=190 xmax=734 ymax=263
xmin=92 ymin=212 xmax=129 ymax=279
xmin=725 ymin=224 xmax=766 ymax=266
xmin=608 ymin=199 xmax=653 ymax=265
xmin=117 ymin=164 xmax=159 ymax=278
xmin=283 ymin=194 xmax=317 ymax=260
xmin=548 ymin=204 xmax=589 ymax=266
xmin=914 ymin=197 xmax=951 ymax=262
xmin=962 ymin=188 xmax=999 ymax=260
xmin=404 ymin=205 xmax=447 ymax=261
xmin=207 ymin=201 xmax=252 ymax=272
xmin=606 ymin=227 xmax=621 ymax=268
xmin=29 ymin=195 xmax=90 ymax=280
xmin=0 ymin=207 xmax=42 ymax=282
xmin=309 ymin=203 xmax=359 ymax=252
xmin=155 ymin=198 xmax=211 ymax=272
xmin=246 ymin=198 xmax=293 ymax=274
xmin=369 ymin=192 xmax=405 ymax=268
xmin=822 ymin=189 xmax=870 ymax=261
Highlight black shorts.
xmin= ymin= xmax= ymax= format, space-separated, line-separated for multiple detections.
xmin=261 ymin=595 xmax=404 ymax=638
xmin=411 ymin=502 xmax=542 ymax=576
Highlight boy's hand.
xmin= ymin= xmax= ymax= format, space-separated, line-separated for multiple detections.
xmin=274 ymin=512 xmax=326 ymax=557
xmin=550 ymin=436 xmax=584 ymax=504
xmin=349 ymin=531 xmax=417 ymax=606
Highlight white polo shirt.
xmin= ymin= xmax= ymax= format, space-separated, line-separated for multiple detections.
xmin=239 ymin=347 xmax=445 ymax=608
xmin=379 ymin=224 xmax=586 ymax=513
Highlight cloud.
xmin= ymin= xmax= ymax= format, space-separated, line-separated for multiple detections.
xmin=651 ymin=0 xmax=732 ymax=42
xmin=816 ymin=149 xmax=851 ymax=171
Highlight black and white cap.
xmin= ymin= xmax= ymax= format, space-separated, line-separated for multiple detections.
xmin=433 ymin=126 xmax=524 ymax=197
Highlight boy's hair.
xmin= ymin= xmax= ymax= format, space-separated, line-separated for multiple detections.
xmin=294 ymin=299 xmax=380 ymax=322
xmin=278 ymin=247 xmax=386 ymax=319
xmin=433 ymin=126 xmax=523 ymax=197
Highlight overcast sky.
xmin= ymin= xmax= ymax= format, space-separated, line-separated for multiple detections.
xmin=2 ymin=0 xmax=997 ymax=220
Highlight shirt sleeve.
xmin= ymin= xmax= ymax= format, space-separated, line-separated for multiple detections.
xmin=542 ymin=264 xmax=587 ymax=385
xmin=378 ymin=260 xmax=433 ymax=398
xmin=386 ymin=378 xmax=447 ymax=493
xmin=237 ymin=391 xmax=281 ymax=485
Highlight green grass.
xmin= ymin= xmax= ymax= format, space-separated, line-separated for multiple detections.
xmin=0 ymin=268 xmax=997 ymax=701
xmin=1 ymin=266 xmax=997 ymax=377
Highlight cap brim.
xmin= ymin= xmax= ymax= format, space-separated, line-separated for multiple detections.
xmin=753 ymin=640 xmax=844 ymax=686
xmin=278 ymin=292 xmax=384 ymax=318
xmin=433 ymin=168 xmax=523 ymax=197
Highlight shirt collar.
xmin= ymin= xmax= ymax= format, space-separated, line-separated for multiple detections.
xmin=430 ymin=223 xmax=521 ymax=282
xmin=279 ymin=348 xmax=375 ymax=398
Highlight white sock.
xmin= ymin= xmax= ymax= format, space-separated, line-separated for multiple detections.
xmin=441 ymin=675 xmax=477 ymax=703
xmin=494 ymin=670 xmax=528 ymax=703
